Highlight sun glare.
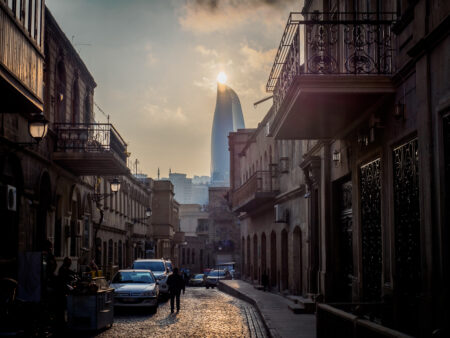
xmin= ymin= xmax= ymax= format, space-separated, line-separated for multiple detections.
xmin=217 ymin=71 xmax=227 ymax=84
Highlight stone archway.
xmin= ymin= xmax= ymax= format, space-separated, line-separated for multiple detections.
xmin=293 ymin=226 xmax=302 ymax=295
xmin=281 ymin=229 xmax=289 ymax=291
xmin=261 ymin=233 xmax=267 ymax=280
xmin=253 ymin=233 xmax=258 ymax=281
xmin=246 ymin=235 xmax=251 ymax=278
xmin=36 ymin=172 xmax=52 ymax=251
xmin=270 ymin=231 xmax=277 ymax=287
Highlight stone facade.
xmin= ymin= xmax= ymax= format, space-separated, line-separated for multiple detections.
xmin=250 ymin=0 xmax=450 ymax=336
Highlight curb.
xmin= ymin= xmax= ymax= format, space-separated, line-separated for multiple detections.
xmin=218 ymin=281 xmax=280 ymax=338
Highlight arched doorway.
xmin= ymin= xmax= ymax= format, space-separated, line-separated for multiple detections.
xmin=0 ymin=155 xmax=23 ymax=279
xmin=253 ymin=234 xmax=258 ymax=281
xmin=293 ymin=227 xmax=302 ymax=295
xmin=281 ymin=229 xmax=289 ymax=291
xmin=261 ymin=233 xmax=267 ymax=280
xmin=241 ymin=237 xmax=245 ymax=276
xmin=246 ymin=235 xmax=250 ymax=278
xmin=36 ymin=172 xmax=51 ymax=251
xmin=270 ymin=231 xmax=277 ymax=287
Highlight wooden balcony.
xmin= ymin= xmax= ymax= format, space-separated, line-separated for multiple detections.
xmin=152 ymin=224 xmax=174 ymax=240
xmin=267 ymin=12 xmax=396 ymax=139
xmin=0 ymin=4 xmax=44 ymax=114
xmin=232 ymin=171 xmax=279 ymax=213
xmin=53 ymin=123 xmax=129 ymax=176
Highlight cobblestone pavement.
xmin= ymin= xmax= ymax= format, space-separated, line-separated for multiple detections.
xmin=94 ymin=287 xmax=267 ymax=338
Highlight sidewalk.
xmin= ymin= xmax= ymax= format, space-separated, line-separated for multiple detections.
xmin=219 ymin=280 xmax=316 ymax=338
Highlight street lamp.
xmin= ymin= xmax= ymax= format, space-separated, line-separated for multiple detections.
xmin=132 ymin=207 xmax=152 ymax=224
xmin=110 ymin=178 xmax=121 ymax=193
xmin=28 ymin=113 xmax=49 ymax=143
xmin=91 ymin=178 xmax=121 ymax=202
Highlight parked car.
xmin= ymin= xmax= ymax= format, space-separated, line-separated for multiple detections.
xmin=189 ymin=274 xmax=205 ymax=287
xmin=205 ymin=270 xmax=230 ymax=289
xmin=164 ymin=260 xmax=173 ymax=273
xmin=132 ymin=259 xmax=170 ymax=296
xmin=110 ymin=270 xmax=159 ymax=313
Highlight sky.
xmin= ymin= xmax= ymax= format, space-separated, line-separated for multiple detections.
xmin=45 ymin=0 xmax=301 ymax=179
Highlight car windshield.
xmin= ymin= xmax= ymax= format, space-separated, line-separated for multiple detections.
xmin=209 ymin=270 xmax=225 ymax=277
xmin=194 ymin=274 xmax=204 ymax=279
xmin=133 ymin=261 xmax=165 ymax=272
xmin=112 ymin=271 xmax=155 ymax=284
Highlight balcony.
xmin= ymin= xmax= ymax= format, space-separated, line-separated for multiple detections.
xmin=267 ymin=12 xmax=397 ymax=139
xmin=0 ymin=4 xmax=44 ymax=114
xmin=232 ymin=171 xmax=279 ymax=213
xmin=53 ymin=123 xmax=129 ymax=176
xmin=152 ymin=224 xmax=174 ymax=240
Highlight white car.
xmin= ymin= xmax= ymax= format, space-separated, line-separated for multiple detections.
xmin=132 ymin=259 xmax=170 ymax=296
xmin=110 ymin=270 xmax=159 ymax=312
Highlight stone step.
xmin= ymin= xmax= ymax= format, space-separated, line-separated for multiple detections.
xmin=288 ymin=303 xmax=306 ymax=314
xmin=286 ymin=295 xmax=315 ymax=314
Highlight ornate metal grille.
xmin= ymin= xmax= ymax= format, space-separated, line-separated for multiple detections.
xmin=393 ymin=139 xmax=420 ymax=296
xmin=338 ymin=180 xmax=353 ymax=301
xmin=360 ymin=158 xmax=382 ymax=301
xmin=267 ymin=12 xmax=396 ymax=113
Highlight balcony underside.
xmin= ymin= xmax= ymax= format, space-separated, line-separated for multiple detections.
xmin=233 ymin=192 xmax=277 ymax=213
xmin=53 ymin=152 xmax=129 ymax=176
xmin=0 ymin=68 xmax=43 ymax=114
xmin=272 ymin=75 xmax=395 ymax=139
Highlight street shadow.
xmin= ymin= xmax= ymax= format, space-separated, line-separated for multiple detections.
xmin=156 ymin=313 xmax=179 ymax=327
xmin=113 ymin=307 xmax=157 ymax=322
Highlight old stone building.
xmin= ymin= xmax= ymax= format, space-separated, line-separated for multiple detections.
xmin=229 ymin=111 xmax=308 ymax=294
xmin=255 ymin=0 xmax=449 ymax=336
xmin=151 ymin=180 xmax=184 ymax=266
xmin=179 ymin=204 xmax=209 ymax=273
xmin=208 ymin=187 xmax=240 ymax=269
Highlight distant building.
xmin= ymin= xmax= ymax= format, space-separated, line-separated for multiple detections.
xmin=163 ymin=172 xmax=209 ymax=205
xmin=210 ymin=83 xmax=245 ymax=187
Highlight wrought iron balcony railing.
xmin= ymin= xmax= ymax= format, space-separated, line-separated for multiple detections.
xmin=54 ymin=123 xmax=128 ymax=162
xmin=267 ymin=12 xmax=397 ymax=114
xmin=232 ymin=171 xmax=279 ymax=211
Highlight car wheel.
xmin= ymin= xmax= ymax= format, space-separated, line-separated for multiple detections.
xmin=206 ymin=286 xmax=209 ymax=289
xmin=150 ymin=306 xmax=157 ymax=314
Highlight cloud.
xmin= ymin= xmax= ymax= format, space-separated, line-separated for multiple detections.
xmin=195 ymin=45 xmax=219 ymax=57
xmin=239 ymin=43 xmax=276 ymax=72
xmin=178 ymin=0 xmax=296 ymax=34
xmin=144 ymin=43 xmax=158 ymax=66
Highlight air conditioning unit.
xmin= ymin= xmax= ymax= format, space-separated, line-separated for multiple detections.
xmin=274 ymin=204 xmax=289 ymax=223
xmin=7 ymin=185 xmax=16 ymax=211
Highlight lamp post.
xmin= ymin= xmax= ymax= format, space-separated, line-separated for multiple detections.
xmin=28 ymin=113 xmax=49 ymax=143
xmin=132 ymin=207 xmax=152 ymax=224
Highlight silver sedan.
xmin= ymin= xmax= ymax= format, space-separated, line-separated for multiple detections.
xmin=110 ymin=270 xmax=159 ymax=313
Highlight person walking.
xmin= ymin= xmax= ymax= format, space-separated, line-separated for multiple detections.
xmin=166 ymin=267 xmax=185 ymax=313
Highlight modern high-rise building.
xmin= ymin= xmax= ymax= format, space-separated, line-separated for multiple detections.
xmin=210 ymin=83 xmax=245 ymax=186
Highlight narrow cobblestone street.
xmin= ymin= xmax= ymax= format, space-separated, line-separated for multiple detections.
xmin=94 ymin=287 xmax=267 ymax=338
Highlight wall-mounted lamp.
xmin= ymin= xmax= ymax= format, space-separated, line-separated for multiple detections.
xmin=1 ymin=113 xmax=49 ymax=147
xmin=91 ymin=178 xmax=121 ymax=202
xmin=332 ymin=149 xmax=341 ymax=167
xmin=304 ymin=191 xmax=311 ymax=199
xmin=132 ymin=207 xmax=152 ymax=224
xmin=394 ymin=103 xmax=405 ymax=121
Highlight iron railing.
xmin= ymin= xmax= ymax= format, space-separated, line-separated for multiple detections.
xmin=54 ymin=123 xmax=128 ymax=162
xmin=267 ymin=12 xmax=397 ymax=114
xmin=232 ymin=171 xmax=278 ymax=209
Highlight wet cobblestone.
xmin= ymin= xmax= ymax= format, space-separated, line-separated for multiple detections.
xmin=94 ymin=287 xmax=267 ymax=338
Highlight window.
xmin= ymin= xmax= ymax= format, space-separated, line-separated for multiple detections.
xmin=192 ymin=249 xmax=195 ymax=265
xmin=83 ymin=216 xmax=89 ymax=249
xmin=108 ymin=239 xmax=113 ymax=265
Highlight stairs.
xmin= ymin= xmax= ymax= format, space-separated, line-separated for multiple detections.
xmin=286 ymin=295 xmax=315 ymax=314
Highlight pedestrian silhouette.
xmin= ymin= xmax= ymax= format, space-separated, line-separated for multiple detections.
xmin=166 ymin=267 xmax=185 ymax=313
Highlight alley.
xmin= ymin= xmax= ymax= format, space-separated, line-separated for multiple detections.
xmin=95 ymin=288 xmax=267 ymax=338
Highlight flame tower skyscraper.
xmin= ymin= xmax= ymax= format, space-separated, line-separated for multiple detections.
xmin=210 ymin=83 xmax=245 ymax=186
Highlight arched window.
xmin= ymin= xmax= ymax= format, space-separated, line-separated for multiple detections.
xmin=108 ymin=239 xmax=113 ymax=265
xmin=55 ymin=58 xmax=66 ymax=122
xmin=192 ymin=249 xmax=195 ymax=264
xmin=72 ymin=76 xmax=80 ymax=123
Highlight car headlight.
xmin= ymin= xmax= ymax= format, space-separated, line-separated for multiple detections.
xmin=142 ymin=291 xmax=155 ymax=296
